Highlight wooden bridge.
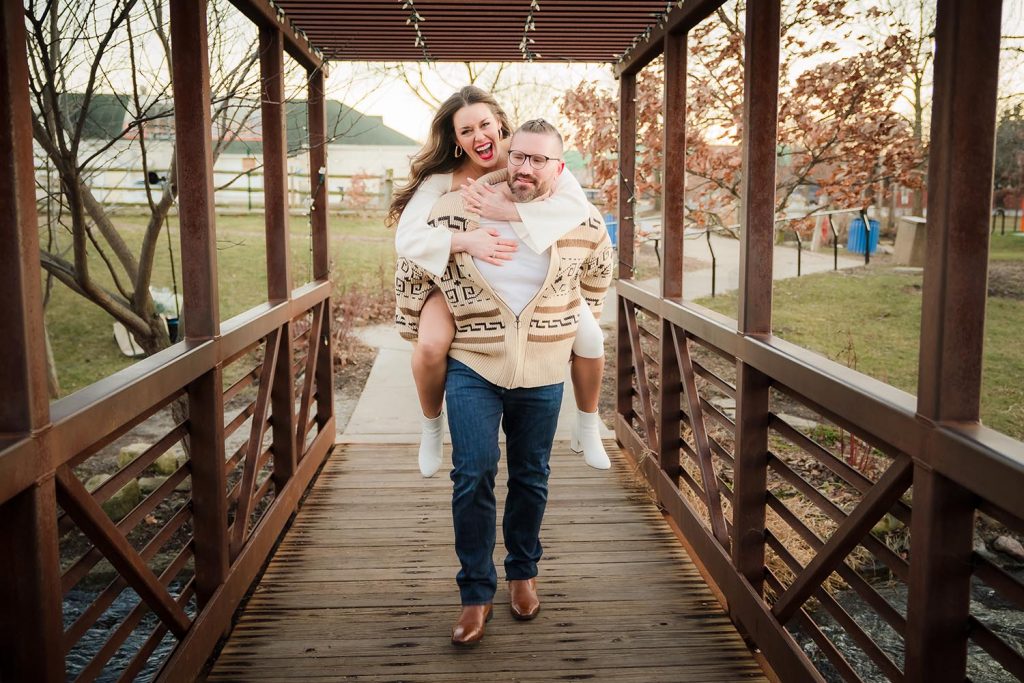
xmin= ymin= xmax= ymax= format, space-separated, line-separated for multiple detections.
xmin=1 ymin=2 xmax=1021 ymax=682
xmin=205 ymin=442 xmax=767 ymax=682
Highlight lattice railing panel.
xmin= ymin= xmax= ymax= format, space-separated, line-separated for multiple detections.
xmin=57 ymin=403 xmax=197 ymax=682
xmin=759 ymin=387 xmax=912 ymax=683
xmin=968 ymin=502 xmax=1024 ymax=682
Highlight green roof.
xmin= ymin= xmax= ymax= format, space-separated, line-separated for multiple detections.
xmin=58 ymin=93 xmax=136 ymax=140
xmin=287 ymin=100 xmax=420 ymax=150
xmin=59 ymin=93 xmax=417 ymax=150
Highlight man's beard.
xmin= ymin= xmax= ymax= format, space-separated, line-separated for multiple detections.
xmin=508 ymin=174 xmax=548 ymax=202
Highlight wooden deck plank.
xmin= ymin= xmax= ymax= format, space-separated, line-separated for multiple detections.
xmin=203 ymin=441 xmax=766 ymax=682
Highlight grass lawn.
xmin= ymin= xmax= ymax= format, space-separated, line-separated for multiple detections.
xmin=46 ymin=213 xmax=1024 ymax=442
xmin=694 ymin=233 xmax=1024 ymax=440
xmin=45 ymin=211 xmax=395 ymax=397
xmin=990 ymin=230 xmax=1024 ymax=261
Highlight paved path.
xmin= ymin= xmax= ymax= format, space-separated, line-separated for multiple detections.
xmin=343 ymin=323 xmax=613 ymax=444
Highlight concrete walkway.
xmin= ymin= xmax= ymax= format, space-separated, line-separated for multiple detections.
xmin=341 ymin=323 xmax=610 ymax=443
xmin=652 ymin=231 xmax=859 ymax=296
xmin=341 ymin=238 xmax=861 ymax=443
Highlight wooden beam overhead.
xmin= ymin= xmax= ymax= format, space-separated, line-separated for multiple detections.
xmin=268 ymin=0 xmax=690 ymax=64
xmin=614 ymin=0 xmax=725 ymax=77
xmin=226 ymin=0 xmax=327 ymax=75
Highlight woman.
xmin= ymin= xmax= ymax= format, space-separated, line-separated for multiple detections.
xmin=387 ymin=86 xmax=609 ymax=476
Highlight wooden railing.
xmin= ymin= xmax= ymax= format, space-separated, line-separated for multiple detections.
xmin=0 ymin=2 xmax=335 ymax=680
xmin=616 ymin=287 xmax=1024 ymax=681
xmin=37 ymin=286 xmax=332 ymax=682
xmin=614 ymin=1 xmax=1023 ymax=681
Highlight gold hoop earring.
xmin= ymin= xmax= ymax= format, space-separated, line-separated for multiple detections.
xmin=454 ymin=145 xmax=464 ymax=158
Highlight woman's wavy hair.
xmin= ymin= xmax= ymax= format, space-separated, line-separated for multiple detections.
xmin=386 ymin=86 xmax=511 ymax=227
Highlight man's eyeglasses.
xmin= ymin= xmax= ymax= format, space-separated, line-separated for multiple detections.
xmin=509 ymin=150 xmax=561 ymax=170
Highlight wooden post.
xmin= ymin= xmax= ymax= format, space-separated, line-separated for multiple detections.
xmin=658 ymin=31 xmax=687 ymax=481
xmin=0 ymin=2 xmax=64 ymax=678
xmin=616 ymin=71 xmax=638 ymax=432
xmin=0 ymin=482 xmax=64 ymax=682
xmin=170 ymin=0 xmax=227 ymax=608
xmin=617 ymin=72 xmax=637 ymax=281
xmin=731 ymin=0 xmax=780 ymax=597
xmin=906 ymin=0 xmax=1001 ymax=678
xmin=262 ymin=27 xmax=292 ymax=303
xmin=308 ymin=67 xmax=335 ymax=433
xmin=260 ymin=26 xmax=298 ymax=484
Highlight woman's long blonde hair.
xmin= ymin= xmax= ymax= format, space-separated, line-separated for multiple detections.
xmin=386 ymin=86 xmax=511 ymax=227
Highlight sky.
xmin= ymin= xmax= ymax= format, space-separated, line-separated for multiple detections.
xmin=320 ymin=61 xmax=617 ymax=144
xmin=44 ymin=0 xmax=1024 ymax=146
xmin=317 ymin=1 xmax=1024 ymax=146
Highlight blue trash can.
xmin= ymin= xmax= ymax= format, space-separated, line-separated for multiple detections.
xmin=847 ymin=217 xmax=880 ymax=254
xmin=603 ymin=213 xmax=618 ymax=247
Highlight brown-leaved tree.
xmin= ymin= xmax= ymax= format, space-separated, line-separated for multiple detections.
xmin=562 ymin=1 xmax=926 ymax=235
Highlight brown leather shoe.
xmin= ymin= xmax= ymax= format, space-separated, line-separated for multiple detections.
xmin=509 ymin=578 xmax=540 ymax=620
xmin=451 ymin=603 xmax=493 ymax=646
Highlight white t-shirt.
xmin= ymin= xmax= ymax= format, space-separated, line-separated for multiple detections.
xmin=472 ymin=218 xmax=551 ymax=316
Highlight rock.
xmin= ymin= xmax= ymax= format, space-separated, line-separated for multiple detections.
xmin=117 ymin=443 xmax=149 ymax=469
xmin=85 ymin=473 xmax=111 ymax=492
xmin=138 ymin=476 xmax=167 ymax=495
xmin=174 ymin=475 xmax=191 ymax=493
xmin=101 ymin=479 xmax=141 ymax=521
xmin=710 ymin=397 xmax=736 ymax=410
xmin=872 ymin=513 xmax=901 ymax=536
xmin=152 ymin=447 xmax=184 ymax=476
xmin=974 ymin=537 xmax=999 ymax=563
xmin=173 ymin=445 xmax=188 ymax=469
xmin=993 ymin=535 xmax=1024 ymax=562
xmin=776 ymin=414 xmax=821 ymax=432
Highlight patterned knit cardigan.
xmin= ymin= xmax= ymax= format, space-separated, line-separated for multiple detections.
xmin=395 ymin=170 xmax=614 ymax=389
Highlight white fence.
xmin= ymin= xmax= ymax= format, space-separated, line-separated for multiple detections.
xmin=36 ymin=163 xmax=405 ymax=213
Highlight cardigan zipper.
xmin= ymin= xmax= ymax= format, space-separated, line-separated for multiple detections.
xmin=507 ymin=246 xmax=558 ymax=388
xmin=457 ymin=233 xmax=559 ymax=389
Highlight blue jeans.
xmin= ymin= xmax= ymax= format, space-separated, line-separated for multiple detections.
xmin=444 ymin=358 xmax=563 ymax=605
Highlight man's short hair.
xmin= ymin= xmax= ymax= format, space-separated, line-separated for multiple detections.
xmin=513 ymin=118 xmax=564 ymax=153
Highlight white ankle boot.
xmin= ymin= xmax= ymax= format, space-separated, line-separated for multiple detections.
xmin=418 ymin=411 xmax=445 ymax=477
xmin=570 ymin=409 xmax=611 ymax=470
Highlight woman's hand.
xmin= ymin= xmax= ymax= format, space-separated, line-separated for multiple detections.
xmin=460 ymin=178 xmax=521 ymax=222
xmin=451 ymin=228 xmax=518 ymax=266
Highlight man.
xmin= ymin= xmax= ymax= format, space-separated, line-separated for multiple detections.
xmin=395 ymin=119 xmax=614 ymax=645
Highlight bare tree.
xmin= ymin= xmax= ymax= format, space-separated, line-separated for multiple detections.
xmin=27 ymin=0 xmax=265 ymax=362
xmin=874 ymin=0 xmax=935 ymax=215
xmin=28 ymin=0 xmax=372 ymax=396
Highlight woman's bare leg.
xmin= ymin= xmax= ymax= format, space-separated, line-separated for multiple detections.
xmin=412 ymin=289 xmax=455 ymax=418
xmin=570 ymin=356 xmax=603 ymax=413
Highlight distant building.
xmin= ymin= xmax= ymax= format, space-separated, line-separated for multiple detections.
xmin=35 ymin=93 xmax=421 ymax=209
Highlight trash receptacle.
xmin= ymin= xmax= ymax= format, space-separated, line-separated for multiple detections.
xmin=847 ymin=217 xmax=880 ymax=254
xmin=603 ymin=213 xmax=618 ymax=247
